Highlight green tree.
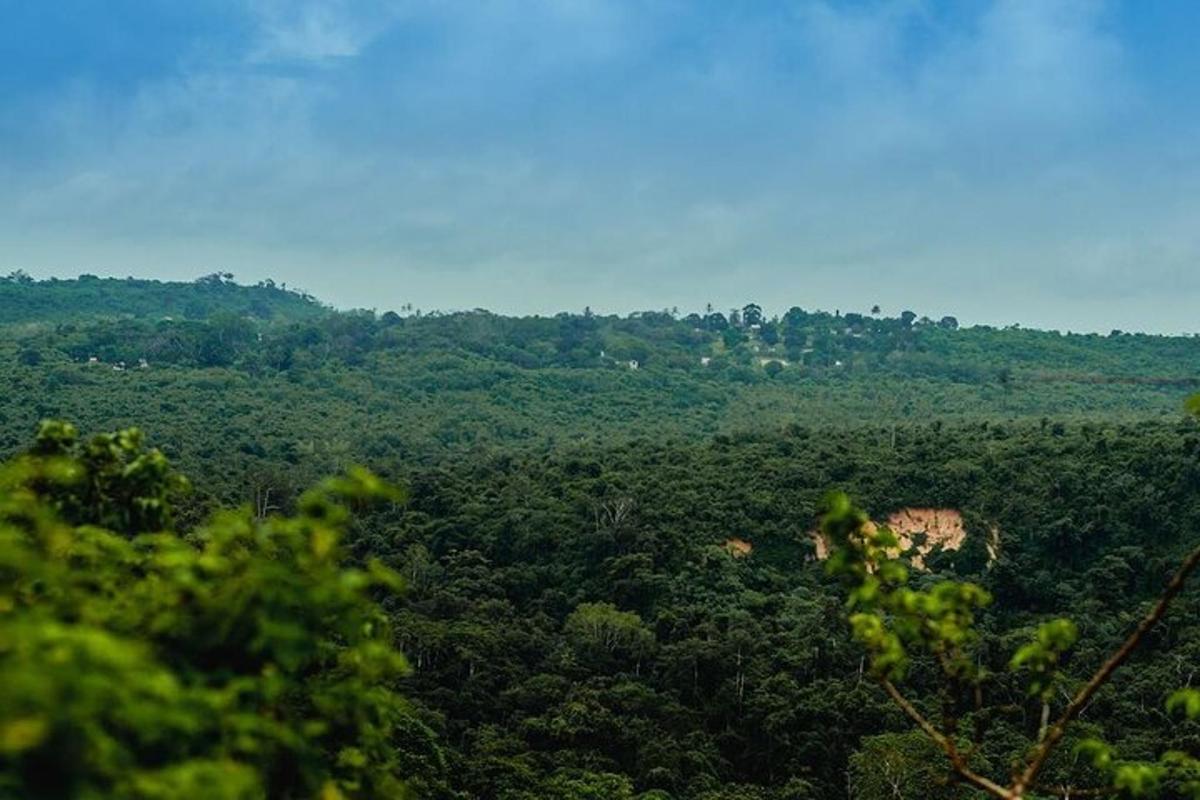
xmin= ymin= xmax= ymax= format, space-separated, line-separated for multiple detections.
xmin=848 ymin=732 xmax=968 ymax=800
xmin=0 ymin=421 xmax=439 ymax=799
xmin=538 ymin=769 xmax=636 ymax=799
xmin=742 ymin=304 xmax=763 ymax=328
xmin=564 ymin=602 xmax=655 ymax=667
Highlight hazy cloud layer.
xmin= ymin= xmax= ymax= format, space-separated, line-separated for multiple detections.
xmin=2 ymin=1 xmax=1199 ymax=331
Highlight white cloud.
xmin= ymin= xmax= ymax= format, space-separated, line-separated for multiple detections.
xmin=2 ymin=1 xmax=1199 ymax=331
xmin=245 ymin=0 xmax=405 ymax=62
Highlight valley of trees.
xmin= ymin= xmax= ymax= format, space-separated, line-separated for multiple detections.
xmin=3 ymin=275 xmax=1200 ymax=798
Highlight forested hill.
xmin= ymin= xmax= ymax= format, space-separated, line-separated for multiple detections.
xmin=5 ymin=275 xmax=1200 ymax=799
xmin=0 ymin=271 xmax=325 ymax=323
xmin=2 ymin=275 xmax=1198 ymax=491
xmin=4 ymin=274 xmax=1198 ymax=381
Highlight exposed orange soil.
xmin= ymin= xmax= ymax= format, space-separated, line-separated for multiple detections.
xmin=810 ymin=531 xmax=830 ymax=560
xmin=810 ymin=508 xmax=995 ymax=570
xmin=723 ymin=538 xmax=753 ymax=558
xmin=886 ymin=508 xmax=966 ymax=569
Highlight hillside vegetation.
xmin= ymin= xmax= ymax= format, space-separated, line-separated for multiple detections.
xmin=1 ymin=277 xmax=1197 ymax=498
xmin=3 ymin=276 xmax=1200 ymax=798
xmin=0 ymin=271 xmax=324 ymax=324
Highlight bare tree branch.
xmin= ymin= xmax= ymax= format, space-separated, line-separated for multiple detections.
xmin=879 ymin=678 xmax=1015 ymax=799
xmin=873 ymin=542 xmax=1200 ymax=799
xmin=1013 ymin=542 xmax=1200 ymax=795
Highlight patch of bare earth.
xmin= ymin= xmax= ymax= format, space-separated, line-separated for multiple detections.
xmin=810 ymin=508 xmax=997 ymax=570
xmin=724 ymin=538 xmax=753 ymax=558
xmin=886 ymin=508 xmax=966 ymax=569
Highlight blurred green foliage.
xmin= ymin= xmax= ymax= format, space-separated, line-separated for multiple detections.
xmin=0 ymin=422 xmax=439 ymax=799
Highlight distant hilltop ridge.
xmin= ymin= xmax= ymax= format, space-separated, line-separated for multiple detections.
xmin=2 ymin=272 xmax=1198 ymax=395
xmin=0 ymin=272 xmax=325 ymax=324
xmin=2 ymin=272 xmax=1194 ymax=341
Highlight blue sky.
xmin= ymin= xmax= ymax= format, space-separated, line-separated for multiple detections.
xmin=2 ymin=1 xmax=1199 ymax=332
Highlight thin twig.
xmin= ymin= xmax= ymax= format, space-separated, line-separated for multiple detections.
xmin=1013 ymin=543 xmax=1200 ymax=795
xmin=879 ymin=678 xmax=1014 ymax=799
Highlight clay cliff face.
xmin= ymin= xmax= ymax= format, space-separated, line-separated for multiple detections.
xmin=886 ymin=508 xmax=966 ymax=569
xmin=723 ymin=537 xmax=753 ymax=558
xmin=810 ymin=508 xmax=997 ymax=570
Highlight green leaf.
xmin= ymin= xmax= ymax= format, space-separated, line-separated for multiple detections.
xmin=1076 ymin=739 xmax=1114 ymax=772
xmin=1186 ymin=393 xmax=1200 ymax=417
xmin=1168 ymin=688 xmax=1200 ymax=719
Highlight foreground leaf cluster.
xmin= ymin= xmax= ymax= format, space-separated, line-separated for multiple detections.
xmin=0 ymin=421 xmax=433 ymax=799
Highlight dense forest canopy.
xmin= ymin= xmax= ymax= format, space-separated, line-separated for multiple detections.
xmin=2 ymin=275 xmax=1197 ymax=499
xmin=3 ymin=275 xmax=1200 ymax=799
